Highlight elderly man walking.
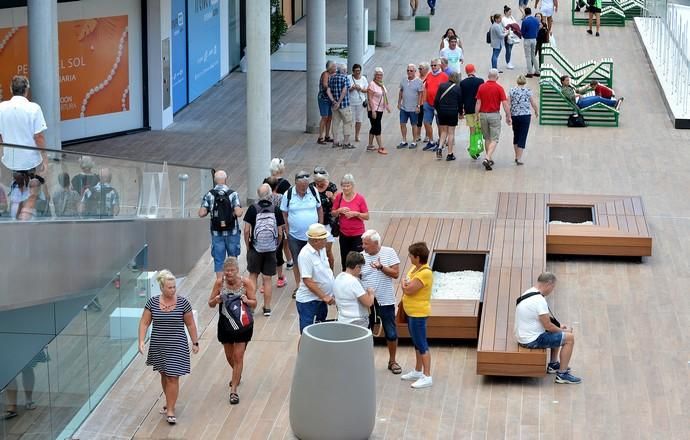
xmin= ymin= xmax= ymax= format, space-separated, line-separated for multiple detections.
xmin=0 ymin=75 xmax=48 ymax=176
xmin=327 ymin=64 xmax=354 ymax=149
xmin=422 ymin=58 xmax=448 ymax=152
xmin=397 ymin=64 xmax=424 ymax=149
xmin=199 ymin=170 xmax=243 ymax=279
xmin=280 ymin=172 xmax=323 ymax=297
xmin=475 ymin=69 xmax=511 ymax=171
xmin=360 ymin=229 xmax=402 ymax=374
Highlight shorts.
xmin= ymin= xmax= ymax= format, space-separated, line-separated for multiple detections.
xmin=519 ymin=0 xmax=528 ymax=6
xmin=287 ymin=236 xmax=308 ymax=265
xmin=247 ymin=245 xmax=278 ymax=276
xmin=218 ymin=323 xmax=253 ymax=344
xmin=399 ymin=110 xmax=419 ymax=125
xmin=211 ymin=232 xmax=241 ymax=273
xmin=465 ymin=112 xmax=478 ymax=128
xmin=540 ymin=6 xmax=554 ymax=17
xmin=480 ymin=112 xmax=502 ymax=142
xmin=589 ymin=6 xmax=601 ymax=13
xmin=369 ymin=300 xmax=397 ymax=341
xmin=352 ymin=103 xmax=366 ymax=123
xmin=318 ymin=98 xmax=332 ymax=117
xmin=407 ymin=316 xmax=429 ymax=354
xmin=522 ymin=331 xmax=565 ymax=349
xmin=296 ymin=299 xmax=329 ymax=333
xmin=437 ymin=112 xmax=459 ymax=127
xmin=422 ymin=102 xmax=436 ymax=124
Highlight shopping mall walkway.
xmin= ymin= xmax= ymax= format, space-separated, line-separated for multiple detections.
xmin=71 ymin=0 xmax=689 ymax=438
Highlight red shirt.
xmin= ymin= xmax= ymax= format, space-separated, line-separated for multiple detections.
xmin=424 ymin=71 xmax=449 ymax=105
xmin=335 ymin=192 xmax=368 ymax=237
xmin=594 ymin=84 xmax=614 ymax=99
xmin=475 ymin=80 xmax=507 ymax=113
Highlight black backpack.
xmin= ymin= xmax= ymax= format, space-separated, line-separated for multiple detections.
xmin=83 ymin=185 xmax=115 ymax=217
xmin=210 ymin=188 xmax=237 ymax=231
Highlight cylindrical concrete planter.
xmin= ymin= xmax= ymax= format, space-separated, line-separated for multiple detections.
xmin=290 ymin=322 xmax=376 ymax=440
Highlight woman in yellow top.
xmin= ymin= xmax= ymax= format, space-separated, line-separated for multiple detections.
xmin=400 ymin=242 xmax=433 ymax=389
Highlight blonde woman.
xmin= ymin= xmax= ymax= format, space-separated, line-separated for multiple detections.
xmin=366 ymin=67 xmax=391 ymax=155
xmin=208 ymin=257 xmax=257 ymax=405
xmin=138 ymin=270 xmax=199 ymax=425
xmin=508 ymin=74 xmax=538 ymax=165
xmin=263 ymin=157 xmax=291 ymax=194
xmin=264 ymin=157 xmax=293 ymax=271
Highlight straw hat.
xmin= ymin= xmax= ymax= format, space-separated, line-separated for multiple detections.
xmin=306 ymin=223 xmax=329 ymax=240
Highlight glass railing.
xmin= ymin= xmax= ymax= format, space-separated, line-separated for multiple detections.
xmin=0 ymin=143 xmax=213 ymax=222
xmin=0 ymin=246 xmax=155 ymax=439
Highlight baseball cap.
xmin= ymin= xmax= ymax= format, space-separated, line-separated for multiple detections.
xmin=465 ymin=64 xmax=476 ymax=74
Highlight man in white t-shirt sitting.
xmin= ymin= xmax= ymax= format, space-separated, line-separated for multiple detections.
xmin=360 ymin=229 xmax=402 ymax=374
xmin=333 ymin=252 xmax=375 ymax=327
xmin=514 ymin=272 xmax=581 ymax=384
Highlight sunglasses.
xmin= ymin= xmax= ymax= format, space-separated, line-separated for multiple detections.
xmin=314 ymin=168 xmax=328 ymax=175
xmin=407 ymin=69 xmax=415 ymax=72
xmin=430 ymin=64 xmax=438 ymax=67
xmin=296 ymin=174 xmax=310 ymax=179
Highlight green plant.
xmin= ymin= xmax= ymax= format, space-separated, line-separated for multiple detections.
xmin=271 ymin=0 xmax=288 ymax=53
xmin=325 ymin=47 xmax=348 ymax=58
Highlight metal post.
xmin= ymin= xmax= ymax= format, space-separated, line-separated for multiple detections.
xmin=178 ymin=173 xmax=189 ymax=217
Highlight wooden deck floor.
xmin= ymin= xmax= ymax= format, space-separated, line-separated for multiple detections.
xmin=52 ymin=0 xmax=690 ymax=438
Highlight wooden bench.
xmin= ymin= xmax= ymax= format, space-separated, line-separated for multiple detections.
xmin=539 ymin=76 xmax=620 ymax=127
xmin=546 ymin=194 xmax=653 ymax=257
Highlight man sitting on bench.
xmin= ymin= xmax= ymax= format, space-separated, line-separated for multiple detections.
xmin=514 ymin=272 xmax=582 ymax=384
xmin=560 ymin=75 xmax=623 ymax=111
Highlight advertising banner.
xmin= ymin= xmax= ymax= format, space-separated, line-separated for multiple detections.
xmin=0 ymin=15 xmax=130 ymax=121
xmin=187 ymin=0 xmax=220 ymax=102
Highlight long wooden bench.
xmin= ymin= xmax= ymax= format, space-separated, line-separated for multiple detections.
xmin=545 ymin=194 xmax=653 ymax=257
xmin=477 ymin=193 xmax=548 ymax=376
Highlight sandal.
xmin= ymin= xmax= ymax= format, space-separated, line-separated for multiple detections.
xmin=159 ymin=406 xmax=167 ymax=414
xmin=317 ymin=137 xmax=326 ymax=145
xmin=25 ymin=401 xmax=36 ymax=410
xmin=2 ymin=410 xmax=18 ymax=420
xmin=366 ymin=145 xmax=377 ymax=151
xmin=388 ymin=361 xmax=402 ymax=375
xmin=342 ymin=143 xmax=355 ymax=149
xmin=166 ymin=415 xmax=177 ymax=425
xmin=229 ymin=393 xmax=240 ymax=405
xmin=377 ymin=147 xmax=388 ymax=155
xmin=324 ymin=136 xmax=334 ymax=142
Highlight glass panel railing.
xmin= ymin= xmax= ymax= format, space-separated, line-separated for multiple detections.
xmin=0 ymin=246 xmax=151 ymax=440
xmin=0 ymin=143 xmax=213 ymax=222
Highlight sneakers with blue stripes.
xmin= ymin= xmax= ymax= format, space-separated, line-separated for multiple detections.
xmin=555 ymin=371 xmax=582 ymax=384
xmin=547 ymin=361 xmax=571 ymax=374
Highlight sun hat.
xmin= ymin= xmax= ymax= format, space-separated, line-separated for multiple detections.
xmin=306 ymin=223 xmax=329 ymax=240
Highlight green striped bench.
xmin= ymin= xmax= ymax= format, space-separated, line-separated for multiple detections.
xmin=571 ymin=0 xmax=626 ymax=26
xmin=539 ymin=76 xmax=620 ymax=127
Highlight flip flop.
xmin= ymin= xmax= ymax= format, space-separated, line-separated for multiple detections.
xmin=159 ymin=406 xmax=167 ymax=414
xmin=166 ymin=415 xmax=177 ymax=425
xmin=229 ymin=393 xmax=240 ymax=405
xmin=2 ymin=410 xmax=17 ymax=420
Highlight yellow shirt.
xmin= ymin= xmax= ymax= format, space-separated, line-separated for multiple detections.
xmin=402 ymin=264 xmax=433 ymax=317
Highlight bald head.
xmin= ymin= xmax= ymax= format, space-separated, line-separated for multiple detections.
xmin=214 ymin=170 xmax=227 ymax=185
xmin=99 ymin=168 xmax=112 ymax=183
xmin=257 ymin=183 xmax=272 ymax=201
xmin=488 ymin=68 xmax=500 ymax=80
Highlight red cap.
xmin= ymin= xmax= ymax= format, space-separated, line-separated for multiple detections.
xmin=465 ymin=64 xmax=476 ymax=74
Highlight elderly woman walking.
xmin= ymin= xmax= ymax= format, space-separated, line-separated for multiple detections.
xmin=208 ymin=257 xmax=256 ymax=405
xmin=508 ymin=75 xmax=539 ymax=165
xmin=434 ymin=71 xmax=463 ymax=161
xmin=400 ymin=242 xmax=433 ymax=389
xmin=332 ymin=174 xmax=369 ymax=271
xmin=366 ymin=67 xmax=391 ymax=155
xmin=138 ymin=270 xmax=199 ymax=424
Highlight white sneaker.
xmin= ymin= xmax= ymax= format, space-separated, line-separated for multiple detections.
xmin=507 ymin=63 xmax=515 ymax=70
xmin=401 ymin=370 xmax=424 ymax=381
xmin=411 ymin=375 xmax=433 ymax=389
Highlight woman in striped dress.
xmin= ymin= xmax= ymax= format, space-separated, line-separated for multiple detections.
xmin=208 ymin=257 xmax=256 ymax=405
xmin=138 ymin=270 xmax=199 ymax=425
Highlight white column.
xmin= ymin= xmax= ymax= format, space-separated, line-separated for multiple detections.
xmin=376 ymin=0 xmax=391 ymax=47
xmin=146 ymin=0 xmax=173 ymax=131
xmin=306 ymin=0 xmax=326 ymax=133
xmin=27 ymin=0 xmax=61 ymax=149
xmin=347 ymin=0 xmax=364 ymax=71
xmin=397 ymin=0 xmax=411 ymax=20
xmin=246 ymin=0 xmax=271 ymax=201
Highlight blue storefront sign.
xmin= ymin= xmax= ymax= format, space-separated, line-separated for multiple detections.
xmin=187 ymin=0 xmax=220 ymax=102
xmin=171 ymin=0 xmax=187 ymax=113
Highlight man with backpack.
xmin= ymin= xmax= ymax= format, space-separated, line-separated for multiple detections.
xmin=80 ymin=168 xmax=120 ymax=218
xmin=243 ymin=184 xmax=285 ymax=317
xmin=199 ymin=170 xmax=243 ymax=279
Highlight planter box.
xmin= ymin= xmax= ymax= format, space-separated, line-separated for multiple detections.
xmin=548 ymin=206 xmax=594 ymax=224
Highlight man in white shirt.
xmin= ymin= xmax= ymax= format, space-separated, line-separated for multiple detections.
xmin=333 ymin=251 xmax=374 ymax=327
xmin=0 ymin=76 xmax=48 ymax=174
xmin=295 ymin=223 xmax=335 ymax=334
xmin=514 ymin=272 xmax=581 ymax=384
xmin=360 ymin=229 xmax=402 ymax=374
xmin=439 ymin=36 xmax=463 ymax=74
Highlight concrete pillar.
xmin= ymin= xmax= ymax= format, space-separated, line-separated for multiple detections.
xmin=397 ymin=0 xmax=411 ymax=20
xmin=306 ymin=0 xmax=326 ymax=134
xmin=347 ymin=0 xmax=364 ymax=71
xmin=376 ymin=0 xmax=391 ymax=47
xmin=27 ymin=0 xmax=61 ymax=149
xmin=246 ymin=0 xmax=271 ymax=201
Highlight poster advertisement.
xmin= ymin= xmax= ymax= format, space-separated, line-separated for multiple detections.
xmin=187 ymin=0 xmax=220 ymax=102
xmin=0 ymin=15 xmax=130 ymax=121
xmin=171 ymin=0 xmax=188 ymax=113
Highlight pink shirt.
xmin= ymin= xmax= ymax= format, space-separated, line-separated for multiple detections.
xmin=368 ymin=82 xmax=387 ymax=112
xmin=335 ymin=192 xmax=368 ymax=237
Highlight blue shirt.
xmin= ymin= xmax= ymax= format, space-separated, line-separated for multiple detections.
xmin=521 ymin=16 xmax=539 ymax=40
xmin=280 ymin=187 xmax=322 ymax=241
xmin=328 ymin=73 xmax=351 ymax=109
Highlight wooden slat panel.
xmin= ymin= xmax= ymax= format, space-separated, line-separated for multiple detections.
xmin=625 ymin=215 xmax=640 ymax=235
xmin=477 ymin=219 xmax=492 ymax=250
xmin=535 ymin=193 xmax=546 ymax=221
xmin=515 ymin=192 xmax=527 ymax=220
xmin=632 ymin=196 xmax=645 ymax=216
xmin=497 ymin=193 xmax=510 ymax=219
xmin=434 ymin=218 xmax=453 ymax=249
xmin=546 ymin=244 xmax=652 ymax=257
xmin=468 ymin=218 xmax=482 ymax=250
xmin=477 ymin=363 xmax=547 ymax=377
xmin=525 ymin=192 xmax=536 ymax=220
xmin=477 ymin=350 xmax=547 ymax=365
xmin=382 ymin=218 xmax=401 ymax=245
xmin=635 ymin=216 xmax=650 ymax=237
xmin=506 ymin=193 xmax=518 ymax=219
xmin=623 ymin=197 xmax=635 ymax=216
xmin=457 ymin=218 xmax=471 ymax=250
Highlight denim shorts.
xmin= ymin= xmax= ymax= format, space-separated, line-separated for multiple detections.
xmin=296 ymin=300 xmax=328 ymax=333
xmin=369 ymin=301 xmax=397 ymax=341
xmin=523 ymin=331 xmax=565 ymax=349
xmin=399 ymin=110 xmax=419 ymax=125
xmin=407 ymin=316 xmax=429 ymax=354
xmin=422 ymin=102 xmax=436 ymax=124
xmin=318 ymin=98 xmax=332 ymax=117
xmin=211 ymin=232 xmax=241 ymax=272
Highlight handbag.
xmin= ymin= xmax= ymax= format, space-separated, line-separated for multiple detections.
xmin=329 ymin=192 xmax=342 ymax=238
xmin=567 ymin=114 xmax=586 ymax=127
xmin=468 ymin=120 xmax=485 ymax=159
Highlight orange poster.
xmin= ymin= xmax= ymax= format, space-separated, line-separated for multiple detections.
xmin=0 ymin=15 xmax=129 ymax=121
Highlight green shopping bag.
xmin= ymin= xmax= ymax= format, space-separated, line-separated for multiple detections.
xmin=467 ymin=122 xmax=484 ymax=159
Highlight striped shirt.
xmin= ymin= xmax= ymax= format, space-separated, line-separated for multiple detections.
xmin=145 ymin=295 xmax=193 ymax=377
xmin=360 ymin=246 xmax=401 ymax=306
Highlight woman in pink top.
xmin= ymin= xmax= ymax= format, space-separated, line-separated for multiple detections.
xmin=366 ymin=67 xmax=391 ymax=155
xmin=332 ymin=174 xmax=369 ymax=271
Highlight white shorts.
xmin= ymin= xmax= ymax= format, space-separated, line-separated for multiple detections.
xmin=351 ymin=103 xmax=366 ymax=123
xmin=325 ymin=224 xmax=336 ymax=243
xmin=540 ymin=6 xmax=554 ymax=17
